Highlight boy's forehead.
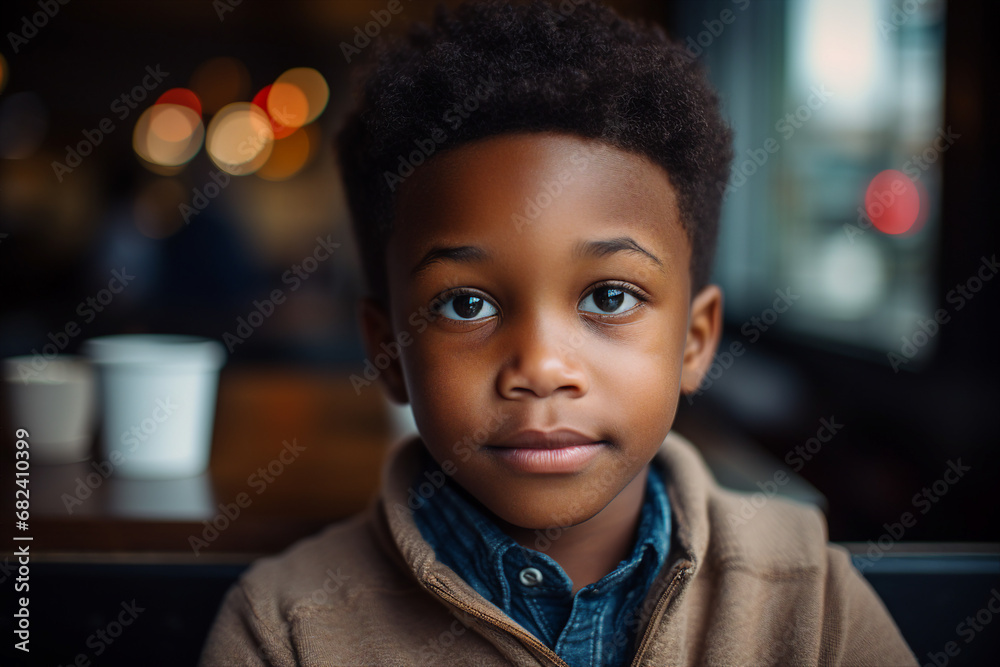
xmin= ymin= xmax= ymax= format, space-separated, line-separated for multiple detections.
xmin=394 ymin=132 xmax=686 ymax=249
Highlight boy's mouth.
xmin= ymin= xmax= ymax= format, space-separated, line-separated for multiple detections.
xmin=485 ymin=429 xmax=607 ymax=474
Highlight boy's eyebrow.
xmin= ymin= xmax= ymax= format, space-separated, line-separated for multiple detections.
xmin=575 ymin=237 xmax=665 ymax=270
xmin=410 ymin=245 xmax=489 ymax=277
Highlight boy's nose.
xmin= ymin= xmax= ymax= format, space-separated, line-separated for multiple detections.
xmin=495 ymin=323 xmax=589 ymax=400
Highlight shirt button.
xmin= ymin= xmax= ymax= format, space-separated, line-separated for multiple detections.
xmin=519 ymin=567 xmax=543 ymax=587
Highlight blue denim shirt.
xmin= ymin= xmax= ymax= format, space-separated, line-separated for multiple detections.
xmin=414 ymin=461 xmax=671 ymax=667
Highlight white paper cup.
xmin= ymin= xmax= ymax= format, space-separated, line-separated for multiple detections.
xmin=107 ymin=474 xmax=214 ymax=519
xmin=84 ymin=335 xmax=226 ymax=479
xmin=3 ymin=355 xmax=96 ymax=464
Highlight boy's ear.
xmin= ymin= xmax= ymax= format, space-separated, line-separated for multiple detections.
xmin=359 ymin=297 xmax=409 ymax=404
xmin=679 ymin=284 xmax=723 ymax=395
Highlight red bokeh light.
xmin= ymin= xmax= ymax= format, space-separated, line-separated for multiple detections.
xmin=252 ymin=85 xmax=298 ymax=140
xmin=155 ymin=88 xmax=203 ymax=117
xmin=864 ymin=169 xmax=920 ymax=235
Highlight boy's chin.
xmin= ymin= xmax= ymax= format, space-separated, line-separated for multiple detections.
xmin=478 ymin=491 xmax=609 ymax=535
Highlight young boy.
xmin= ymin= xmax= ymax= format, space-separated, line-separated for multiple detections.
xmin=201 ymin=1 xmax=917 ymax=664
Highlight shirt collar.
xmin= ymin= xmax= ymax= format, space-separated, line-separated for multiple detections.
xmin=413 ymin=457 xmax=672 ymax=611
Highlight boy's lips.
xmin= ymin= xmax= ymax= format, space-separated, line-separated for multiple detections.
xmin=494 ymin=428 xmax=602 ymax=450
xmin=486 ymin=429 xmax=607 ymax=474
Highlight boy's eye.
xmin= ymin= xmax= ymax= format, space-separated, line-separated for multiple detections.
xmin=435 ymin=293 xmax=498 ymax=321
xmin=579 ymin=286 xmax=640 ymax=314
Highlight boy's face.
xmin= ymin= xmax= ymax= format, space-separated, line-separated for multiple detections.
xmin=364 ymin=132 xmax=721 ymax=530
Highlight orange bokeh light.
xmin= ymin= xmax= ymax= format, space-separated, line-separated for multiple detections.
xmin=256 ymin=123 xmax=317 ymax=182
xmin=267 ymin=82 xmax=310 ymax=131
xmin=274 ymin=67 xmax=329 ymax=124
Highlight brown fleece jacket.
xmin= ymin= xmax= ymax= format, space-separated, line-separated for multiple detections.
xmin=199 ymin=432 xmax=918 ymax=666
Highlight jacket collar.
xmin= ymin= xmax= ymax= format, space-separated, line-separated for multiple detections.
xmin=374 ymin=431 xmax=714 ymax=663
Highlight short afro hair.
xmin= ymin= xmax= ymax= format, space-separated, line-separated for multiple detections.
xmin=336 ymin=0 xmax=733 ymax=301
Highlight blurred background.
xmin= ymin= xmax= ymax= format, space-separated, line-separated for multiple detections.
xmin=0 ymin=0 xmax=996 ymax=664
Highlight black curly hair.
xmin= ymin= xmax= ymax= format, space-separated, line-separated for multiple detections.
xmin=336 ymin=0 xmax=733 ymax=301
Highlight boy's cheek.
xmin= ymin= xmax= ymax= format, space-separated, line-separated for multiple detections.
xmin=405 ymin=357 xmax=486 ymax=420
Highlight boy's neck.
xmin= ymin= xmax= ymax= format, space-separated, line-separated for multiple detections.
xmin=497 ymin=463 xmax=651 ymax=594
